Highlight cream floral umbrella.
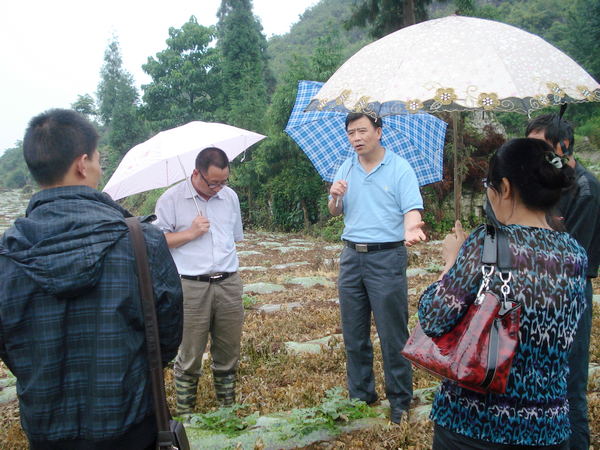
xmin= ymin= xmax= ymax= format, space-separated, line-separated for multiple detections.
xmin=307 ymin=15 xmax=600 ymax=116
xmin=306 ymin=15 xmax=600 ymax=219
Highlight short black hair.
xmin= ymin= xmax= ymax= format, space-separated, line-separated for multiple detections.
xmin=525 ymin=113 xmax=574 ymax=155
xmin=23 ymin=109 xmax=99 ymax=186
xmin=345 ymin=112 xmax=383 ymax=131
xmin=195 ymin=147 xmax=229 ymax=173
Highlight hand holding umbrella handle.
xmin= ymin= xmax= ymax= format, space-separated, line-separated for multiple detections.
xmin=177 ymin=156 xmax=202 ymax=216
xmin=332 ymin=180 xmax=348 ymax=208
xmin=335 ymin=164 xmax=353 ymax=207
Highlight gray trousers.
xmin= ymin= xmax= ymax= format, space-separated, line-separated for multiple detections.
xmin=337 ymin=244 xmax=413 ymax=411
xmin=174 ymin=273 xmax=244 ymax=381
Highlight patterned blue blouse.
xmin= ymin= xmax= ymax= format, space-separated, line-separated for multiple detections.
xmin=419 ymin=224 xmax=588 ymax=446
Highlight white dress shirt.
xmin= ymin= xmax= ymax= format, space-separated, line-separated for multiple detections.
xmin=153 ymin=180 xmax=243 ymax=276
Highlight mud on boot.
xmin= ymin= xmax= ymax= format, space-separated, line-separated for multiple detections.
xmin=213 ymin=370 xmax=236 ymax=407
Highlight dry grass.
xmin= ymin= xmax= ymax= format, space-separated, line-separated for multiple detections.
xmin=1 ymin=232 xmax=599 ymax=449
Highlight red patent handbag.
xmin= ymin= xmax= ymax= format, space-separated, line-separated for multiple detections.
xmin=402 ymin=225 xmax=521 ymax=394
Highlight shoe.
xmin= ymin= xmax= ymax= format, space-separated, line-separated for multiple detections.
xmin=390 ymin=408 xmax=409 ymax=424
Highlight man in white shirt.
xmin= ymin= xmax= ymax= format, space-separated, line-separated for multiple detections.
xmin=154 ymin=147 xmax=244 ymax=418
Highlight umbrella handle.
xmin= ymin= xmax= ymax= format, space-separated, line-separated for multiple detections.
xmin=335 ymin=164 xmax=353 ymax=207
xmin=177 ymin=156 xmax=202 ymax=216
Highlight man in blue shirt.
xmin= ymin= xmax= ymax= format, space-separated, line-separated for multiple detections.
xmin=0 ymin=109 xmax=183 ymax=450
xmin=329 ymin=112 xmax=426 ymax=423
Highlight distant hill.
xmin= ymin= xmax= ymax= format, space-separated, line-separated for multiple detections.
xmin=266 ymin=0 xmax=372 ymax=83
xmin=0 ymin=145 xmax=32 ymax=189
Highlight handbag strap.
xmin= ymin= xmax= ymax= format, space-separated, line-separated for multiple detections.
xmin=125 ymin=218 xmax=175 ymax=449
xmin=481 ymin=224 xmax=511 ymax=272
xmin=479 ymin=224 xmax=515 ymax=391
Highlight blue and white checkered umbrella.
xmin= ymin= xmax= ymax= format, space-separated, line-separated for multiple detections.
xmin=284 ymin=80 xmax=447 ymax=186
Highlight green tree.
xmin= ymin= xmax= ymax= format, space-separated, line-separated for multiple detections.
xmin=309 ymin=28 xmax=344 ymax=82
xmin=109 ymin=80 xmax=148 ymax=154
xmin=96 ymin=36 xmax=147 ymax=154
xmin=216 ymin=0 xmax=269 ymax=132
xmin=345 ymin=0 xmax=475 ymax=38
xmin=97 ymin=37 xmax=136 ymax=126
xmin=235 ymin=31 xmax=345 ymax=230
xmin=566 ymin=0 xmax=600 ymax=82
xmin=0 ymin=144 xmax=33 ymax=189
xmin=71 ymin=94 xmax=97 ymax=120
xmin=266 ymin=0 xmax=371 ymax=85
xmin=141 ymin=16 xmax=221 ymax=131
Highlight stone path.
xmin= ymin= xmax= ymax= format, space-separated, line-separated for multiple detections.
xmin=0 ymin=189 xmax=30 ymax=234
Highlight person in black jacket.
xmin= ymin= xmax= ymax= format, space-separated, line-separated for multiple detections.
xmin=526 ymin=113 xmax=600 ymax=450
xmin=0 ymin=109 xmax=183 ymax=450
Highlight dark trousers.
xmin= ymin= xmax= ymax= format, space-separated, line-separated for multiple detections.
xmin=433 ymin=424 xmax=569 ymax=450
xmin=28 ymin=413 xmax=157 ymax=450
xmin=337 ymin=245 xmax=412 ymax=411
xmin=567 ymin=279 xmax=593 ymax=450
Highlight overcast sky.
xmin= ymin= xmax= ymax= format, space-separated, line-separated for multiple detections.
xmin=0 ymin=0 xmax=317 ymax=155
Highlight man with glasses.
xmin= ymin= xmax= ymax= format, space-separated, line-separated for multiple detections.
xmin=154 ymin=147 xmax=244 ymax=418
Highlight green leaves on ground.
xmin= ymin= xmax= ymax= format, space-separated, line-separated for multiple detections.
xmin=288 ymin=386 xmax=378 ymax=435
xmin=190 ymin=404 xmax=259 ymax=435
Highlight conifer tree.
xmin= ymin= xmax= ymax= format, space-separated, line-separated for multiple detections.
xmin=345 ymin=0 xmax=475 ymax=38
xmin=97 ymin=37 xmax=138 ymax=126
xmin=96 ymin=36 xmax=147 ymax=154
xmin=216 ymin=0 xmax=269 ymax=132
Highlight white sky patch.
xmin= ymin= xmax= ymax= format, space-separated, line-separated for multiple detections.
xmin=0 ymin=0 xmax=316 ymax=154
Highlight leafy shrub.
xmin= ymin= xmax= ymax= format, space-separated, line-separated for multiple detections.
xmin=320 ymin=216 xmax=344 ymax=242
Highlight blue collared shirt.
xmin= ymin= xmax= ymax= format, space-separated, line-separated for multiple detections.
xmin=154 ymin=180 xmax=243 ymax=275
xmin=334 ymin=150 xmax=423 ymax=243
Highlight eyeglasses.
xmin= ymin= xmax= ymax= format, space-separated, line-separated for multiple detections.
xmin=482 ymin=178 xmax=490 ymax=189
xmin=199 ymin=171 xmax=229 ymax=189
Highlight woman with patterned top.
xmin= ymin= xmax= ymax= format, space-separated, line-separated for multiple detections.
xmin=419 ymin=138 xmax=588 ymax=449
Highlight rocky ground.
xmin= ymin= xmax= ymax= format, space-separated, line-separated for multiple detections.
xmin=0 ymin=188 xmax=599 ymax=449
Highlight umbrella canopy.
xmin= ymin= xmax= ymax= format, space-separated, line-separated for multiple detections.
xmin=306 ymin=15 xmax=600 ymax=116
xmin=285 ymin=80 xmax=447 ymax=186
xmin=103 ymin=121 xmax=266 ymax=200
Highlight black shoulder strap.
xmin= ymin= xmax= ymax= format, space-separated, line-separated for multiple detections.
xmin=481 ymin=224 xmax=497 ymax=265
xmin=496 ymin=226 xmax=511 ymax=272
xmin=125 ymin=217 xmax=174 ymax=447
xmin=481 ymin=224 xmax=511 ymax=271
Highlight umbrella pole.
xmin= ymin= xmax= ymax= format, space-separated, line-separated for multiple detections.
xmin=177 ymin=156 xmax=202 ymax=216
xmin=453 ymin=111 xmax=461 ymax=223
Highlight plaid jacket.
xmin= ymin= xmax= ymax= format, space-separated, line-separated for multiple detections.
xmin=0 ymin=186 xmax=183 ymax=444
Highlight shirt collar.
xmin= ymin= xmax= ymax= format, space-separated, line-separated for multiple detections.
xmin=182 ymin=179 xmax=224 ymax=201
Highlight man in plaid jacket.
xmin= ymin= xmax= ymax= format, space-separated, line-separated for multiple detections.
xmin=0 ymin=109 xmax=183 ymax=450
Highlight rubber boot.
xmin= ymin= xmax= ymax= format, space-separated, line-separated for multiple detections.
xmin=174 ymin=377 xmax=198 ymax=419
xmin=213 ymin=370 xmax=236 ymax=407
